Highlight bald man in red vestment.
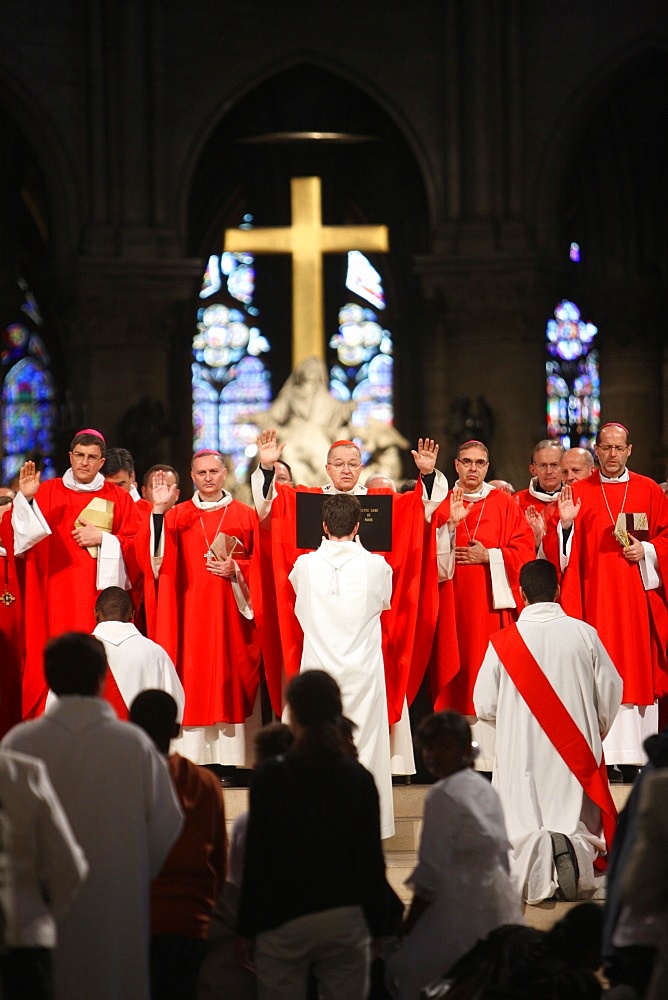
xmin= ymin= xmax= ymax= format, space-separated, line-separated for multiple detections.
xmin=558 ymin=422 xmax=668 ymax=766
xmin=145 ymin=451 xmax=261 ymax=767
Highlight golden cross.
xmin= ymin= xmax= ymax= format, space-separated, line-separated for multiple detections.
xmin=224 ymin=176 xmax=389 ymax=367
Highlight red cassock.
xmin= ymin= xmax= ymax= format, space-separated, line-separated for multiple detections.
xmin=252 ymin=482 xmax=439 ymax=724
xmin=153 ymin=500 xmax=261 ymax=727
xmin=429 ymin=488 xmax=535 ymax=714
xmin=133 ymin=497 xmax=157 ymax=636
xmin=559 ymin=471 xmax=668 ymax=703
xmin=0 ymin=507 xmax=24 ymax=736
xmin=18 ymin=479 xmax=141 ymax=719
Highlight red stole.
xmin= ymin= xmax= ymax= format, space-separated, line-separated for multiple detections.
xmin=490 ymin=622 xmax=617 ymax=861
xmin=103 ymin=668 xmax=129 ymax=720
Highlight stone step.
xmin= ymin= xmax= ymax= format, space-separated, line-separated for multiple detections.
xmin=219 ymin=780 xmax=633 ymax=929
xmin=384 ymin=782 xmax=633 ymax=924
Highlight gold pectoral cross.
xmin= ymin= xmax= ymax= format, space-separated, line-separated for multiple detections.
xmin=224 ymin=176 xmax=389 ymax=367
xmin=1 ymin=588 xmax=15 ymax=606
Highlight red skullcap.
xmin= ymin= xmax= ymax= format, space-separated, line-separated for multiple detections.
xmin=600 ymin=422 xmax=630 ymax=436
xmin=329 ymin=440 xmax=359 ymax=450
xmin=75 ymin=428 xmax=106 ymax=443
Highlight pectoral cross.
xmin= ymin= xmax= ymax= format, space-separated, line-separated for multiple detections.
xmin=224 ymin=176 xmax=389 ymax=367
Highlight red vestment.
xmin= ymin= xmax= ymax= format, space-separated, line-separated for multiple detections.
xmin=152 ymin=499 xmax=261 ymax=727
xmin=560 ymin=471 xmax=668 ymax=703
xmin=133 ymin=497 xmax=158 ymax=636
xmin=253 ymin=482 xmax=439 ymax=724
xmin=430 ymin=488 xmax=535 ymax=714
xmin=18 ymin=479 xmax=141 ymax=718
xmin=0 ymin=507 xmax=23 ymax=736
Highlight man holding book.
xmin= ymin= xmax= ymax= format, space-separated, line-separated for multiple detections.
xmin=147 ymin=451 xmax=261 ymax=766
xmin=11 ymin=429 xmax=141 ymax=718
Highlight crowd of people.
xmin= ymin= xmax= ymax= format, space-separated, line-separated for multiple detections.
xmin=0 ymin=419 xmax=667 ymax=998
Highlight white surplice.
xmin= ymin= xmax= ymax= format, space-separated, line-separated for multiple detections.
xmin=92 ymin=620 xmax=186 ymax=721
xmin=473 ymin=602 xmax=623 ymax=904
xmin=289 ymin=538 xmax=395 ymax=838
xmin=2 ymin=697 xmax=183 ymax=1000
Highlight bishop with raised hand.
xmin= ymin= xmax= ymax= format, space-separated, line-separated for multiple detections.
xmin=11 ymin=429 xmax=141 ymax=718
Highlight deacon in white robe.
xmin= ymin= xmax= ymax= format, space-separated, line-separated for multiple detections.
xmin=2 ymin=633 xmax=184 ymax=1000
xmin=473 ymin=560 xmax=623 ymax=904
xmin=288 ymin=494 xmax=395 ymax=838
xmin=92 ymin=619 xmax=186 ymax=720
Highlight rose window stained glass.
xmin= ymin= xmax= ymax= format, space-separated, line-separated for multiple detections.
xmin=1 ymin=281 xmax=57 ymax=483
xmin=545 ymin=299 xmax=600 ymax=450
xmin=192 ymin=250 xmax=271 ymax=480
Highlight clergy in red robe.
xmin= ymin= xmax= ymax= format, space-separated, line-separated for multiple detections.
xmin=558 ymin=422 xmax=668 ymax=764
xmin=134 ymin=464 xmax=180 ymax=637
xmin=0 ymin=493 xmax=23 ymax=736
xmin=514 ymin=439 xmax=564 ymax=565
xmin=560 ymin=447 xmax=595 ymax=487
xmin=145 ymin=451 xmax=261 ymax=767
xmin=429 ymin=440 xmax=535 ymax=741
xmin=250 ymin=429 xmax=447 ymax=770
xmin=11 ymin=430 xmax=141 ymax=718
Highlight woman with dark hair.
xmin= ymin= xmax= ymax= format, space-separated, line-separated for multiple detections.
xmin=235 ymin=670 xmax=387 ymax=1000
xmin=387 ymin=711 xmax=521 ymax=1000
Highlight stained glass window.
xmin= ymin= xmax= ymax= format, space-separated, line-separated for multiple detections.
xmin=546 ymin=299 xmax=600 ymax=450
xmin=1 ymin=281 xmax=57 ymax=483
xmin=192 ymin=250 xmax=271 ymax=480
xmin=330 ymin=253 xmax=394 ymax=452
xmin=193 ymin=245 xmax=395 ymax=477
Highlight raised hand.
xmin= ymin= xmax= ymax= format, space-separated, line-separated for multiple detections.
xmin=447 ymin=486 xmax=473 ymax=529
xmin=524 ymin=505 xmax=545 ymax=549
xmin=411 ymin=438 xmax=439 ymax=476
xmin=558 ymin=484 xmax=581 ymax=529
xmin=18 ymin=461 xmax=41 ymax=500
xmin=151 ymin=470 xmax=178 ymax=514
xmin=257 ymin=428 xmax=286 ymax=469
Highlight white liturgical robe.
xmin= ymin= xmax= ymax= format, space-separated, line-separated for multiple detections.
xmin=92 ymin=620 xmax=186 ymax=720
xmin=473 ymin=603 xmax=623 ymax=904
xmin=289 ymin=538 xmax=395 ymax=838
xmin=2 ymin=697 xmax=184 ymax=1000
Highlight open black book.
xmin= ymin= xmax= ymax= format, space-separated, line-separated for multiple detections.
xmin=296 ymin=492 xmax=393 ymax=551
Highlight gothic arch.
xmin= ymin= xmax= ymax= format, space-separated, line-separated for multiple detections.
xmin=532 ymin=40 xmax=668 ymax=275
xmin=176 ymin=53 xmax=436 ymax=249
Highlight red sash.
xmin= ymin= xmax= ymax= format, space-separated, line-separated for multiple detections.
xmin=103 ymin=668 xmax=129 ymax=721
xmin=490 ymin=623 xmax=617 ymax=861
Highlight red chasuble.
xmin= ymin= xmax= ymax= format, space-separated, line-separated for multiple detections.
xmin=429 ymin=488 xmax=535 ymax=714
xmin=153 ymin=500 xmax=261 ymax=727
xmin=133 ymin=497 xmax=158 ymax=637
xmin=19 ymin=479 xmax=141 ymax=719
xmin=0 ymin=507 xmax=24 ymax=736
xmin=560 ymin=471 xmax=668 ymax=703
xmin=253 ymin=482 xmax=439 ymax=724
